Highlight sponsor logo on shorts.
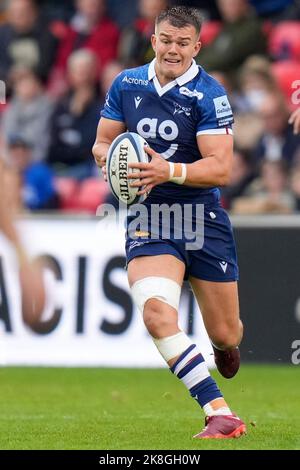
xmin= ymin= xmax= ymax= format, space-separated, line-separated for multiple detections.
xmin=134 ymin=231 xmax=150 ymax=237
xmin=128 ymin=240 xmax=149 ymax=251
xmin=219 ymin=261 xmax=228 ymax=273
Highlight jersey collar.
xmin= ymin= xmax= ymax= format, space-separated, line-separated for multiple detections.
xmin=148 ymin=59 xmax=199 ymax=97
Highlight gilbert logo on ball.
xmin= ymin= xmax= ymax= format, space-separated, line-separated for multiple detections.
xmin=107 ymin=132 xmax=149 ymax=205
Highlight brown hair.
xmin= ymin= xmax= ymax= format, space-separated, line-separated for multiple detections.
xmin=156 ymin=6 xmax=203 ymax=35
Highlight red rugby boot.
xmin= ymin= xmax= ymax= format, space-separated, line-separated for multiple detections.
xmin=194 ymin=414 xmax=247 ymax=439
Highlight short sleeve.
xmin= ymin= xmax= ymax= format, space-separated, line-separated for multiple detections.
xmin=101 ymin=72 xmax=125 ymax=122
xmin=196 ymin=92 xmax=234 ymax=136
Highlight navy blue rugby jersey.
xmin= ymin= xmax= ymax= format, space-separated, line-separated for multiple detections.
xmin=101 ymin=59 xmax=234 ymax=204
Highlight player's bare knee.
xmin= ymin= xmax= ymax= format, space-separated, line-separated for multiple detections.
xmin=131 ymin=276 xmax=181 ymax=336
xmin=143 ymin=299 xmax=177 ymax=337
xmin=211 ymin=324 xmax=241 ymax=350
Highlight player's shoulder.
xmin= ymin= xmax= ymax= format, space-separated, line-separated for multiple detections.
xmin=194 ymin=67 xmax=228 ymax=101
xmin=115 ymin=64 xmax=150 ymax=88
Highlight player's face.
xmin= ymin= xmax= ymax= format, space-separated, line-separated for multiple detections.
xmin=151 ymin=21 xmax=201 ymax=85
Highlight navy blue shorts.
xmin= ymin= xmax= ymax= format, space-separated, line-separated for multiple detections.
xmin=125 ymin=200 xmax=239 ymax=282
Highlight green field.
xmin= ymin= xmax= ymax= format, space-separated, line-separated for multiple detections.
xmin=0 ymin=365 xmax=299 ymax=450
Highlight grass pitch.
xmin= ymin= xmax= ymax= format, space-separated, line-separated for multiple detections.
xmin=0 ymin=365 xmax=299 ymax=450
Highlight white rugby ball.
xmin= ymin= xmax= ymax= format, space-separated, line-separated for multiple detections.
xmin=107 ymin=132 xmax=149 ymax=205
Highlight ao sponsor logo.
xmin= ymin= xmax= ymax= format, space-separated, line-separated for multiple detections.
xmin=137 ymin=118 xmax=178 ymax=141
xmin=137 ymin=117 xmax=179 ymax=159
xmin=122 ymin=76 xmax=149 ymax=86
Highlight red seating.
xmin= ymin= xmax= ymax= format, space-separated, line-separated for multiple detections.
xmin=269 ymin=21 xmax=300 ymax=61
xmin=55 ymin=177 xmax=109 ymax=213
xmin=49 ymin=20 xmax=69 ymax=40
xmin=200 ymin=21 xmax=222 ymax=46
xmin=271 ymin=60 xmax=300 ymax=109
xmin=54 ymin=177 xmax=78 ymax=210
xmin=74 ymin=178 xmax=109 ymax=213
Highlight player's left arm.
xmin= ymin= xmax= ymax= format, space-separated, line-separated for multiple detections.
xmin=128 ymin=133 xmax=233 ymax=194
xmin=184 ymin=133 xmax=233 ymax=187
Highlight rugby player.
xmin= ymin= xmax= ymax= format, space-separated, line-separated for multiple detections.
xmin=93 ymin=6 xmax=246 ymax=439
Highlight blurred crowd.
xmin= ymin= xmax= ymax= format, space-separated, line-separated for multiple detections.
xmin=0 ymin=0 xmax=299 ymax=215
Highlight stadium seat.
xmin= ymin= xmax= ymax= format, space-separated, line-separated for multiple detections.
xmin=49 ymin=20 xmax=69 ymax=40
xmin=54 ymin=177 xmax=78 ymax=210
xmin=74 ymin=178 xmax=109 ymax=213
xmin=269 ymin=21 xmax=300 ymax=61
xmin=200 ymin=21 xmax=222 ymax=46
xmin=271 ymin=60 xmax=300 ymax=108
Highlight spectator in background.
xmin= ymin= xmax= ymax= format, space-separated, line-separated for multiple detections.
xmin=107 ymin=0 xmax=138 ymax=29
xmin=232 ymin=160 xmax=295 ymax=214
xmin=0 ymin=160 xmax=46 ymax=325
xmin=99 ymin=60 xmax=124 ymax=105
xmin=254 ymin=92 xmax=300 ymax=166
xmin=221 ymin=148 xmax=256 ymax=209
xmin=197 ymin=0 xmax=266 ymax=77
xmin=7 ymin=134 xmax=58 ymax=211
xmin=119 ymin=0 xmax=168 ymax=67
xmin=1 ymin=67 xmax=54 ymax=162
xmin=0 ymin=0 xmax=58 ymax=84
xmin=0 ymin=1 xmax=8 ymax=23
xmin=236 ymin=55 xmax=278 ymax=114
xmin=47 ymin=49 xmax=99 ymax=179
xmin=55 ymin=0 xmax=119 ymax=74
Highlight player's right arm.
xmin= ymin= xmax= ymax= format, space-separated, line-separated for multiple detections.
xmin=93 ymin=70 xmax=127 ymax=172
xmin=92 ymin=118 xmax=126 ymax=169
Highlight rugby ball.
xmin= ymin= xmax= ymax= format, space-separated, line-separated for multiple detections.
xmin=107 ymin=132 xmax=149 ymax=205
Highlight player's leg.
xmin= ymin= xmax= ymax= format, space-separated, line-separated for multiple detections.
xmin=188 ymin=202 xmax=242 ymax=379
xmin=128 ymin=253 xmax=245 ymax=438
xmin=190 ymin=279 xmax=242 ymax=379
xmin=128 ymin=254 xmax=185 ymax=339
xmin=188 ymin=277 xmax=246 ymax=438
xmin=190 ymin=278 xmax=243 ymax=351
xmin=179 ymin=201 xmax=246 ymax=437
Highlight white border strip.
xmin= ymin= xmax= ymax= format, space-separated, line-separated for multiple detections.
xmin=197 ymin=128 xmax=233 ymax=136
xmin=231 ymin=214 xmax=300 ymax=228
